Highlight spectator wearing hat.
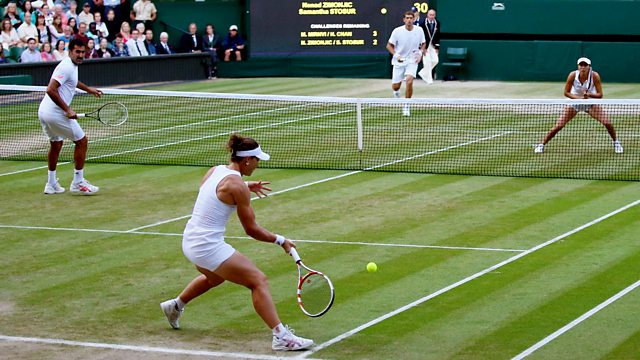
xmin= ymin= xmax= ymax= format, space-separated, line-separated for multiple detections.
xmin=77 ymin=2 xmax=94 ymax=26
xmin=222 ymin=24 xmax=244 ymax=61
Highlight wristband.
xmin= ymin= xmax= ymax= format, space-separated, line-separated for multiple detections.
xmin=274 ymin=234 xmax=285 ymax=246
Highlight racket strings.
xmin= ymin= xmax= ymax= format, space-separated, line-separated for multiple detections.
xmin=99 ymin=103 xmax=128 ymax=125
xmin=299 ymin=273 xmax=333 ymax=316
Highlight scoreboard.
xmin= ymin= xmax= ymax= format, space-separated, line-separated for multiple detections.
xmin=249 ymin=1 xmax=429 ymax=56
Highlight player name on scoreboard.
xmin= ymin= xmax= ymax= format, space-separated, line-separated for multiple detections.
xmin=298 ymin=1 xmax=375 ymax=47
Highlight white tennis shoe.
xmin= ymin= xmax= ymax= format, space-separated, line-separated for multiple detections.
xmin=272 ymin=325 xmax=314 ymax=351
xmin=534 ymin=144 xmax=545 ymax=153
xmin=392 ymin=90 xmax=401 ymax=99
xmin=44 ymin=180 xmax=65 ymax=194
xmin=613 ymin=140 xmax=624 ymax=154
xmin=70 ymin=179 xmax=99 ymax=195
xmin=402 ymin=104 xmax=411 ymax=117
xmin=160 ymin=299 xmax=184 ymax=329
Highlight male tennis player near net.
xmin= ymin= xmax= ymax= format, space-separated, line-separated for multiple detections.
xmin=387 ymin=10 xmax=425 ymax=117
xmin=534 ymin=57 xmax=623 ymax=154
xmin=161 ymin=134 xmax=314 ymax=351
xmin=39 ymin=38 xmax=102 ymax=195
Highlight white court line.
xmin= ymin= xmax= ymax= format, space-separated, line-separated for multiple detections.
xmin=0 ymin=225 xmax=524 ymax=252
xmin=128 ymin=132 xmax=512 ymax=232
xmin=512 ymin=279 xmax=640 ymax=360
xmin=0 ymin=334 xmax=313 ymax=360
xmin=0 ymin=108 xmax=352 ymax=178
xmin=298 ymin=199 xmax=640 ymax=358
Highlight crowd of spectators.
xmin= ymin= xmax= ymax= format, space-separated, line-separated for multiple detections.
xmin=2 ymin=0 xmax=247 ymax=76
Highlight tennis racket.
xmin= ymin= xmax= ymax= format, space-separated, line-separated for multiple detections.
xmin=410 ymin=49 xmax=423 ymax=64
xmin=77 ymin=102 xmax=128 ymax=126
xmin=289 ymin=248 xmax=335 ymax=317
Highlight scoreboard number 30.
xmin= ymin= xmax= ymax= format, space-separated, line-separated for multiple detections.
xmin=413 ymin=2 xmax=429 ymax=13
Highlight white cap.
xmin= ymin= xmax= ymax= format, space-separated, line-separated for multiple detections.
xmin=577 ymin=57 xmax=591 ymax=65
xmin=235 ymin=146 xmax=270 ymax=161
xmin=229 ymin=25 xmax=238 ymax=31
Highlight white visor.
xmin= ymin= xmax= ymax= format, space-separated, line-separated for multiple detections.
xmin=235 ymin=146 xmax=270 ymax=160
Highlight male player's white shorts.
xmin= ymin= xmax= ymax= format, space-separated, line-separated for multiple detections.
xmin=182 ymin=234 xmax=236 ymax=272
xmin=392 ymin=63 xmax=419 ymax=84
xmin=39 ymin=110 xmax=85 ymax=142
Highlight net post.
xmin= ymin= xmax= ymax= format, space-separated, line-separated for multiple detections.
xmin=356 ymin=99 xmax=363 ymax=168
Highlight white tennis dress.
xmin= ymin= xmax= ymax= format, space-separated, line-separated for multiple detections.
xmin=182 ymin=166 xmax=239 ymax=271
xmin=570 ymin=69 xmax=596 ymax=112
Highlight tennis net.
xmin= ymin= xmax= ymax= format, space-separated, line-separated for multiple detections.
xmin=1 ymin=85 xmax=638 ymax=180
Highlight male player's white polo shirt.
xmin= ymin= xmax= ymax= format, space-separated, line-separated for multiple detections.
xmin=38 ymin=57 xmax=85 ymax=141
xmin=388 ymin=25 xmax=425 ymax=67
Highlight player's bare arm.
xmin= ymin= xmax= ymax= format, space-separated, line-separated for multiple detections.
xmin=589 ymin=72 xmax=604 ymax=99
xmin=387 ymin=42 xmax=402 ymax=62
xmin=77 ymin=81 xmax=103 ymax=98
xmin=563 ymin=72 xmax=579 ymax=99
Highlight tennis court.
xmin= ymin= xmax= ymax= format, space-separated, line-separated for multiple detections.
xmin=1 ymin=79 xmax=639 ymax=359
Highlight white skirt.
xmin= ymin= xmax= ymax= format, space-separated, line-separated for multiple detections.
xmin=182 ymin=234 xmax=236 ymax=271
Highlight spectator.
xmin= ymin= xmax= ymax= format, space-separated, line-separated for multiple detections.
xmin=179 ymin=22 xmax=201 ymax=53
xmin=103 ymin=7 xmax=117 ymax=42
xmin=52 ymin=4 xmax=67 ymax=25
xmin=111 ymin=32 xmax=128 ymax=56
xmin=0 ymin=43 xmax=9 ymax=63
xmin=35 ymin=13 xmax=50 ymax=43
xmin=37 ymin=3 xmax=53 ymax=22
xmin=103 ymin=0 xmax=124 ymax=24
xmin=55 ymin=0 xmax=72 ymax=12
xmin=91 ymin=0 xmax=104 ymax=18
xmin=125 ymin=28 xmax=146 ymax=56
xmin=67 ymin=16 xmax=77 ymax=33
xmin=129 ymin=0 xmax=155 ymax=30
xmin=117 ymin=20 xmax=130 ymax=42
xmin=4 ymin=2 xmax=23 ymax=29
xmin=143 ymin=28 xmax=155 ymax=55
xmin=52 ymin=37 xmax=67 ymax=59
xmin=20 ymin=37 xmax=42 ymax=62
xmin=74 ymin=20 xmax=88 ymax=42
xmin=87 ymin=21 xmax=98 ymax=41
xmin=134 ymin=21 xmax=144 ymax=36
xmin=417 ymin=8 xmax=440 ymax=83
xmin=17 ymin=11 xmax=38 ymax=43
xmin=64 ymin=0 xmax=77 ymax=25
xmin=154 ymin=31 xmax=173 ymax=54
xmin=2 ymin=18 xmax=23 ymax=48
xmin=203 ymin=23 xmax=220 ymax=78
xmin=47 ymin=13 xmax=63 ymax=42
xmin=40 ymin=40 xmax=55 ymax=60
xmin=96 ymin=36 xmax=112 ymax=57
xmin=222 ymin=24 xmax=244 ymax=61
xmin=20 ymin=1 xmax=37 ymax=24
xmin=77 ymin=2 xmax=93 ymax=26
xmin=92 ymin=11 xmax=107 ymax=38
xmin=59 ymin=24 xmax=72 ymax=44
xmin=84 ymin=36 xmax=97 ymax=57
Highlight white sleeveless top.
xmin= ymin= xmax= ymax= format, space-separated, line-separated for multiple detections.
xmin=183 ymin=166 xmax=240 ymax=244
xmin=570 ymin=69 xmax=596 ymax=96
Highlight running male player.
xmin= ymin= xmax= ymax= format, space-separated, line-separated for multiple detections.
xmin=534 ymin=57 xmax=623 ymax=154
xmin=387 ymin=10 xmax=425 ymax=116
xmin=39 ymin=38 xmax=103 ymax=195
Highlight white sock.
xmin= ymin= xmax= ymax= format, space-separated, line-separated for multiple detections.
xmin=48 ymin=170 xmax=57 ymax=185
xmin=73 ymin=169 xmax=84 ymax=184
xmin=174 ymin=297 xmax=186 ymax=310
xmin=393 ymin=90 xmax=400 ymax=98
xmin=272 ymin=323 xmax=287 ymax=338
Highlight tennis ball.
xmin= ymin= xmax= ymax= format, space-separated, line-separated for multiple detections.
xmin=367 ymin=262 xmax=378 ymax=273
xmin=380 ymin=8 xmax=387 ymax=14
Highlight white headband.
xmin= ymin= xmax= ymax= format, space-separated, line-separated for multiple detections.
xmin=235 ymin=146 xmax=270 ymax=160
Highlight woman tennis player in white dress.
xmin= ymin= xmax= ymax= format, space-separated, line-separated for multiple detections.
xmin=160 ymin=134 xmax=314 ymax=351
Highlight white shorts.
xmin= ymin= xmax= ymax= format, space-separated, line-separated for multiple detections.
xmin=182 ymin=235 xmax=236 ymax=272
xmin=571 ymin=104 xmax=593 ymax=113
xmin=392 ymin=63 xmax=419 ymax=84
xmin=39 ymin=109 xmax=85 ymax=142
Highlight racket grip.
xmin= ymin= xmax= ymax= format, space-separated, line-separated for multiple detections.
xmin=289 ymin=248 xmax=301 ymax=263
xmin=76 ymin=113 xmax=86 ymax=118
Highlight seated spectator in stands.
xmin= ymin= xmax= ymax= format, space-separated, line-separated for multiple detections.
xmin=20 ymin=1 xmax=37 ymax=24
xmin=40 ymin=40 xmax=55 ymax=60
xmin=103 ymin=0 xmax=124 ymax=24
xmin=93 ymin=11 xmax=107 ymax=38
xmin=143 ymin=28 xmax=155 ymax=55
xmin=52 ymin=37 xmax=67 ymax=59
xmin=2 ymin=18 xmax=23 ymax=48
xmin=125 ymin=28 xmax=146 ymax=56
xmin=96 ymin=36 xmax=113 ymax=57
xmin=179 ymin=22 xmax=202 ymax=53
xmin=203 ymin=23 xmax=219 ymax=78
xmin=0 ymin=43 xmax=9 ymax=63
xmin=47 ymin=14 xmax=63 ymax=42
xmin=4 ymin=2 xmax=23 ymax=29
xmin=74 ymin=20 xmax=88 ymax=42
xmin=91 ymin=0 xmax=104 ymax=18
xmin=67 ymin=16 xmax=77 ymax=33
xmin=112 ymin=33 xmax=128 ymax=56
xmin=104 ymin=8 xmax=117 ymax=42
xmin=35 ymin=13 xmax=51 ymax=43
xmin=134 ymin=21 xmax=144 ymax=36
xmin=118 ymin=20 xmax=130 ymax=43
xmin=77 ymin=2 xmax=93 ymax=26
xmin=222 ymin=24 xmax=244 ymax=61
xmin=20 ymin=37 xmax=41 ymax=62
xmin=84 ymin=37 xmax=97 ymax=57
xmin=52 ymin=4 xmax=67 ymax=25
xmin=59 ymin=24 xmax=72 ymax=44
xmin=155 ymin=31 xmax=173 ymax=54
xmin=130 ymin=0 xmax=155 ymax=30
xmin=55 ymin=0 xmax=72 ymax=12
xmin=37 ymin=4 xmax=53 ymax=23
xmin=65 ymin=0 xmax=78 ymax=25
xmin=17 ymin=11 xmax=38 ymax=43
xmin=87 ymin=21 xmax=99 ymax=41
